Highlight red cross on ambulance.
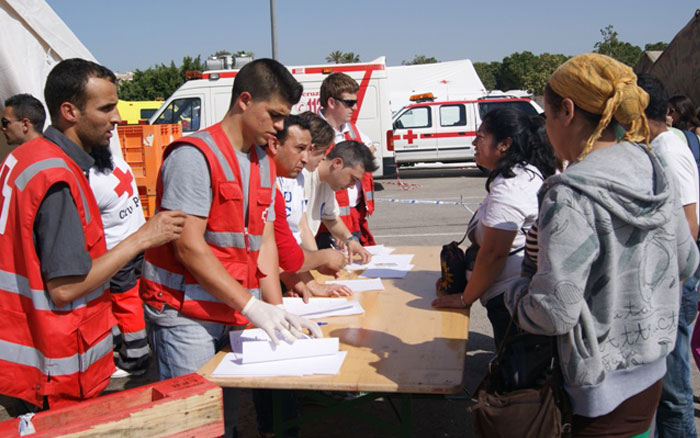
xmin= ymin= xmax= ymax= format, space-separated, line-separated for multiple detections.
xmin=402 ymin=130 xmax=418 ymax=144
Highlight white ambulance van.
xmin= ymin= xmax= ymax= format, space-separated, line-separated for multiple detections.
xmin=390 ymin=94 xmax=543 ymax=166
xmin=148 ymin=57 xmax=395 ymax=176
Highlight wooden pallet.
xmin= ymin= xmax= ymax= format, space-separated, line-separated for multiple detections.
xmin=0 ymin=374 xmax=223 ymax=437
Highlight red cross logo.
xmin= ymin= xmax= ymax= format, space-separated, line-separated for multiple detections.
xmin=402 ymin=130 xmax=418 ymax=144
xmin=112 ymin=167 xmax=134 ymax=198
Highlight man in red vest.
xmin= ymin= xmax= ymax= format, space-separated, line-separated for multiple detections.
xmin=317 ymin=72 xmax=377 ymax=247
xmin=0 ymin=58 xmax=185 ymax=414
xmin=139 ymin=59 xmax=321 ymax=438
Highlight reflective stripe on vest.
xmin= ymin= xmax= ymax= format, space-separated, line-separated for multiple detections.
xmin=142 ymin=261 xmax=185 ymax=291
xmin=183 ymin=283 xmax=261 ymax=302
xmin=188 ymin=131 xmax=235 ymax=181
xmin=0 ymin=334 xmax=112 ymax=376
xmin=143 ymin=261 xmax=262 ymax=303
xmin=0 ymin=269 xmax=107 ymax=312
xmin=203 ymin=231 xmax=263 ymax=252
xmin=365 ymin=190 xmax=374 ymax=201
xmin=256 ymin=145 xmax=273 ymax=189
xmin=338 ymin=206 xmax=351 ymax=216
xmin=15 ymin=157 xmax=92 ymax=223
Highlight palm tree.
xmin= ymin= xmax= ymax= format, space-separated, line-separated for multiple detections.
xmin=326 ymin=50 xmax=344 ymax=63
xmin=342 ymin=52 xmax=360 ymax=63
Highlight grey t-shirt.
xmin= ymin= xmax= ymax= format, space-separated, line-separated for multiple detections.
xmin=33 ymin=183 xmax=92 ymax=280
xmin=33 ymin=127 xmax=96 ymax=282
xmin=147 ymin=143 xmax=275 ymax=327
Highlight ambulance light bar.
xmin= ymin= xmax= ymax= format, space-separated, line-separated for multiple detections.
xmin=185 ymin=71 xmax=202 ymax=80
xmin=409 ymin=92 xmax=436 ymax=102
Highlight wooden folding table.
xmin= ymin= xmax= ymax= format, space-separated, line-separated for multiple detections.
xmin=198 ymin=246 xmax=470 ymax=437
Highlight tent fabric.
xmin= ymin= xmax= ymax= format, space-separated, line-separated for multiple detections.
xmin=647 ymin=9 xmax=700 ymax=106
xmin=0 ymin=0 xmax=121 ymax=159
xmin=386 ymin=59 xmax=486 ymax=113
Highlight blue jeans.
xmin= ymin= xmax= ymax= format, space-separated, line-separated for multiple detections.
xmin=149 ymin=316 xmax=240 ymax=438
xmin=655 ymin=275 xmax=699 ymax=438
xmin=485 ymin=294 xmax=512 ymax=350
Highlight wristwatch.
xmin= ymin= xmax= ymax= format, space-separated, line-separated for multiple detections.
xmin=344 ymin=235 xmax=360 ymax=245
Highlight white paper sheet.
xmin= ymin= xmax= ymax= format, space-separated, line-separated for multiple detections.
xmin=364 ymin=245 xmax=395 ymax=256
xmin=211 ymin=351 xmax=347 ymax=377
xmin=346 ymin=254 xmax=414 ymax=271
xmin=241 ymin=337 xmax=340 ymax=364
xmin=282 ymin=297 xmax=364 ymax=319
xmin=325 ymin=278 xmax=384 ymax=292
xmin=360 ymin=264 xmax=414 ymax=279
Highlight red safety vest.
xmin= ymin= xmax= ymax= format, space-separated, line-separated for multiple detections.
xmin=140 ymin=124 xmax=275 ymax=325
xmin=319 ymin=123 xmax=375 ymax=233
xmin=0 ymin=137 xmax=113 ymax=409
xmin=342 ymin=123 xmax=374 ymax=215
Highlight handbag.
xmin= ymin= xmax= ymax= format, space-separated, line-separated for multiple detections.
xmin=470 ymin=294 xmax=571 ymax=438
xmin=436 ymin=210 xmax=480 ymax=296
xmin=436 ymin=209 xmax=525 ymax=296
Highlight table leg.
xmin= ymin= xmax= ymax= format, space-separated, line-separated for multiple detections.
xmin=400 ymin=393 xmax=412 ymax=438
xmin=272 ymin=390 xmax=283 ymax=437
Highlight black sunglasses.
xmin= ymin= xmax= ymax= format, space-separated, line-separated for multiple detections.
xmin=334 ymin=97 xmax=357 ymax=107
xmin=1 ymin=118 xmax=11 ymax=128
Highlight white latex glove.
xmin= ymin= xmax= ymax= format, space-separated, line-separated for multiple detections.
xmin=241 ymin=297 xmax=323 ymax=345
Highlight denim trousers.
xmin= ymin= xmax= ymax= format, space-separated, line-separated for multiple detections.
xmin=485 ymin=293 xmax=512 ymax=350
xmin=655 ymin=275 xmax=699 ymax=438
xmin=150 ymin=318 xmax=240 ymax=438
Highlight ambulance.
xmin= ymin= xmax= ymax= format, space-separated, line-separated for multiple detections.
xmin=390 ymin=93 xmax=543 ymax=166
xmin=148 ymin=57 xmax=395 ymax=177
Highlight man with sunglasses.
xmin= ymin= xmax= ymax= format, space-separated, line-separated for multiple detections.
xmin=317 ymin=72 xmax=377 ymax=248
xmin=2 ymin=93 xmax=45 ymax=147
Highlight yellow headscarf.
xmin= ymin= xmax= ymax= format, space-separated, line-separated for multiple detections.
xmin=549 ymin=53 xmax=650 ymax=160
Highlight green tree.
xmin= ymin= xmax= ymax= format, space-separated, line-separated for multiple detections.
xmin=402 ymin=55 xmax=439 ymax=65
xmin=473 ymin=61 xmax=502 ymax=91
xmin=212 ymin=50 xmax=232 ymax=57
xmin=593 ymin=25 xmax=643 ymax=66
xmin=644 ymin=41 xmax=668 ymax=51
xmin=326 ymin=50 xmax=344 ymax=63
xmin=522 ymin=53 xmax=569 ymax=95
xmin=118 ymin=55 xmax=205 ymax=101
xmin=499 ymin=51 xmax=538 ymax=91
xmin=341 ymin=52 xmax=360 ymax=63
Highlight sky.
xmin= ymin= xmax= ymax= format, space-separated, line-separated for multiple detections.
xmin=46 ymin=0 xmax=698 ymax=74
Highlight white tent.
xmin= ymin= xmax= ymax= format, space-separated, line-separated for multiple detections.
xmin=386 ymin=59 xmax=487 ymax=113
xmin=0 ymin=0 xmax=121 ymax=159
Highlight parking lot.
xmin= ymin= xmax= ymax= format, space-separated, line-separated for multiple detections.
xmin=1 ymin=165 xmax=699 ymax=436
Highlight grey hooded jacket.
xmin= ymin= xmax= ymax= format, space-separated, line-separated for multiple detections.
xmin=505 ymin=141 xmax=699 ymax=417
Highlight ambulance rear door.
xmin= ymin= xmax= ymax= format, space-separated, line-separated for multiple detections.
xmin=435 ymin=102 xmax=477 ymax=162
xmin=392 ymin=104 xmax=437 ymax=164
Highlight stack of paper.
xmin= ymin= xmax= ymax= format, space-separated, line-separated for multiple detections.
xmin=325 ymin=278 xmax=384 ymax=292
xmin=211 ymin=328 xmax=347 ymax=377
xmin=364 ymin=245 xmax=395 ymax=256
xmin=346 ymin=254 xmax=415 ymax=278
xmin=282 ymin=297 xmax=364 ymax=319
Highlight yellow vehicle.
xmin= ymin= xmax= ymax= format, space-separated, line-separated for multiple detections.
xmin=117 ymin=100 xmax=163 ymax=125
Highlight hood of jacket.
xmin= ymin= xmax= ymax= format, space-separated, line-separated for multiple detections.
xmin=541 ymin=141 xmax=673 ymax=230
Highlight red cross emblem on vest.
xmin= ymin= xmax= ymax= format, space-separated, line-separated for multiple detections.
xmin=402 ymin=130 xmax=418 ymax=144
xmin=112 ymin=167 xmax=134 ymax=197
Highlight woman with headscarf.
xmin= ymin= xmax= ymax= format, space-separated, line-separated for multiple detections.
xmin=504 ymin=54 xmax=699 ymax=437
